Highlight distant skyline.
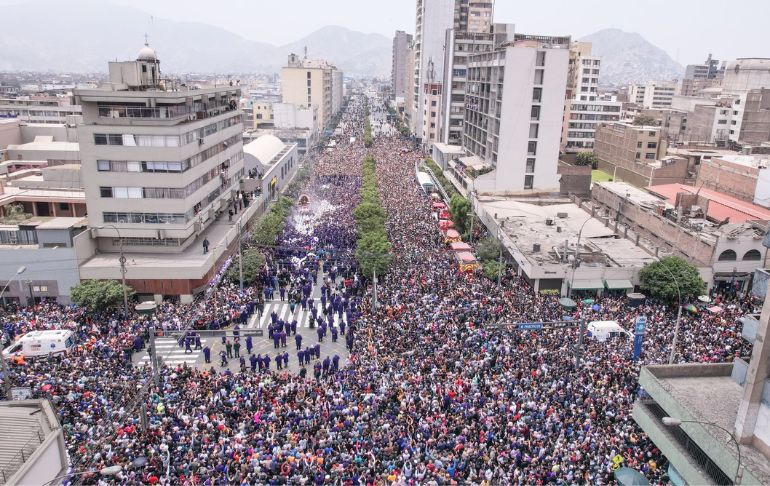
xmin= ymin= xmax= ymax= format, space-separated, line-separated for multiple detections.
xmin=1 ymin=0 xmax=769 ymax=65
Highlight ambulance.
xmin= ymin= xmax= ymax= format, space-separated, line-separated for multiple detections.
xmin=2 ymin=330 xmax=76 ymax=360
xmin=586 ymin=321 xmax=632 ymax=342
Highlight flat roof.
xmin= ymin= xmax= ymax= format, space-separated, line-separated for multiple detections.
xmin=34 ymin=217 xmax=87 ymax=230
xmin=644 ymin=365 xmax=770 ymax=484
xmin=6 ymin=140 xmax=79 ymax=152
xmin=432 ymin=142 xmax=465 ymax=153
xmin=596 ymin=181 xmax=668 ymax=208
xmin=649 ymin=183 xmax=770 ymax=223
xmin=480 ymin=198 xmax=655 ymax=266
xmin=714 ymin=154 xmax=770 ymax=168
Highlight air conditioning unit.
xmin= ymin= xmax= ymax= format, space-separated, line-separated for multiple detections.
xmin=533 ymin=243 xmax=541 ymax=252
xmin=557 ymin=212 xmax=568 ymax=218
xmin=546 ymin=218 xmax=554 ymax=226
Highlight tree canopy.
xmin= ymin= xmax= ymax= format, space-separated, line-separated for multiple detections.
xmin=226 ymin=248 xmax=266 ymax=285
xmin=639 ymin=256 xmax=706 ymax=302
xmin=575 ymin=152 xmax=599 ymax=168
xmin=449 ymin=194 xmax=471 ymax=235
xmin=71 ymin=280 xmax=134 ymax=314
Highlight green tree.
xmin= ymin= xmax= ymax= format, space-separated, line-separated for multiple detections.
xmin=632 ymin=115 xmax=658 ymax=126
xmin=481 ymin=259 xmax=503 ymax=281
xmin=226 ymin=248 xmax=266 ymax=285
xmin=476 ymin=237 xmax=502 ymax=262
xmin=71 ymin=280 xmax=134 ymax=313
xmin=639 ymin=256 xmax=706 ymax=302
xmin=575 ymin=152 xmax=599 ymax=168
xmin=449 ymin=194 xmax=471 ymax=235
xmin=356 ymin=231 xmax=392 ymax=278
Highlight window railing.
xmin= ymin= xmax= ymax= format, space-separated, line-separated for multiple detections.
xmin=98 ymin=105 xmax=191 ymax=119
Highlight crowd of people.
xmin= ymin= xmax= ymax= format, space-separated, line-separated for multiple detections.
xmin=0 ymin=94 xmax=757 ymax=485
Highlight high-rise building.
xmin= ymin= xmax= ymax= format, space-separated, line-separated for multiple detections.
xmin=463 ymin=34 xmax=570 ymax=192
xmin=75 ymin=43 xmax=244 ymax=254
xmin=452 ymin=0 xmax=494 ymax=33
xmin=391 ymin=30 xmax=413 ymax=101
xmin=281 ymin=53 xmax=343 ymax=131
xmin=411 ymin=0 xmax=455 ymax=140
xmin=679 ymin=54 xmax=724 ymax=96
xmin=560 ymin=42 xmax=622 ymax=153
xmin=629 ymin=81 xmax=677 ymax=109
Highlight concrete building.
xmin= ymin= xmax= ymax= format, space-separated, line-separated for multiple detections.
xmin=593 ymin=181 xmax=770 ymax=292
xmin=242 ymin=135 xmax=299 ymax=201
xmin=722 ymin=58 xmax=770 ymax=93
xmin=5 ymin=136 xmax=80 ymax=165
xmin=0 ymin=95 xmax=81 ymax=124
xmin=695 ymin=154 xmax=770 ymax=207
xmin=0 ymin=216 xmax=89 ymax=304
xmin=0 ymin=164 xmax=86 ymax=219
xmin=472 ymin=193 xmax=656 ymax=295
xmin=411 ymin=0 xmax=455 ymax=139
xmin=462 ymin=34 xmax=570 ymax=193
xmin=594 ymin=122 xmax=689 ymax=187
xmin=421 ymin=82 xmax=443 ymax=143
xmin=403 ymin=40 xmax=417 ymax=128
xmin=0 ymin=399 xmax=68 ymax=486
xmin=629 ymin=81 xmax=677 ymax=109
xmin=440 ymin=23 xmax=513 ymax=145
xmin=0 ymin=119 xmax=21 ymax=151
xmin=561 ymin=42 xmax=622 ymax=153
xmin=632 ymin=291 xmax=770 ymax=485
xmin=392 ymin=30 xmax=413 ymax=101
xmin=679 ymin=54 xmax=724 ymax=97
xmin=740 ymin=88 xmax=770 ymax=145
xmin=74 ymin=43 xmax=251 ymax=302
xmin=250 ymin=102 xmax=273 ymax=129
xmin=281 ymin=53 xmax=343 ymax=131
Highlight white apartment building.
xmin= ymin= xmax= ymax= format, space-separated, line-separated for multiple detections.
xmin=561 ymin=42 xmax=621 ymax=153
xmin=421 ymin=82 xmax=443 ymax=142
xmin=411 ymin=0 xmax=455 ymax=139
xmin=75 ymin=44 xmax=244 ymax=253
xmin=440 ymin=23 xmax=513 ymax=145
xmin=629 ymin=81 xmax=677 ymax=109
xmin=0 ymin=96 xmax=82 ymax=124
xmin=463 ymin=34 xmax=570 ymax=193
xmin=281 ymin=54 xmax=343 ymax=131
xmin=391 ymin=30 xmax=413 ymax=101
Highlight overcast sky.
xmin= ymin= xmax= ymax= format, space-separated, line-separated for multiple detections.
xmin=5 ymin=0 xmax=770 ymax=65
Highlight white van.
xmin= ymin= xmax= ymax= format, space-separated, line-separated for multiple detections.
xmin=2 ymin=330 xmax=75 ymax=359
xmin=587 ymin=321 xmax=632 ymax=342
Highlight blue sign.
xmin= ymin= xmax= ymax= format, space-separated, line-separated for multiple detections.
xmin=632 ymin=315 xmax=647 ymax=360
xmin=517 ymin=322 xmax=543 ymax=330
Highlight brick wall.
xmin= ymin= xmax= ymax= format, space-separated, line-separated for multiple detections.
xmin=696 ymin=157 xmax=758 ymax=202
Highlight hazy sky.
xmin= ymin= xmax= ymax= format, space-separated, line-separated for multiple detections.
xmin=5 ymin=0 xmax=770 ymax=65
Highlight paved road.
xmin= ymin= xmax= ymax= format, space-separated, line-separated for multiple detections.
xmin=132 ymin=302 xmax=351 ymax=375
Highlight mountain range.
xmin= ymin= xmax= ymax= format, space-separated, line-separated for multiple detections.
xmin=580 ymin=28 xmax=684 ymax=86
xmin=0 ymin=1 xmax=684 ymax=85
xmin=0 ymin=0 xmax=393 ymax=76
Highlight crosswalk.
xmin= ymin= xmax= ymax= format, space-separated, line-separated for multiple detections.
xmin=246 ymin=301 xmax=344 ymax=329
xmin=136 ymin=337 xmax=211 ymax=366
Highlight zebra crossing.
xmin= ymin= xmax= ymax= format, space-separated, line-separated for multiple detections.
xmin=136 ymin=336 xmax=210 ymax=366
xmin=246 ymin=301 xmax=343 ymax=329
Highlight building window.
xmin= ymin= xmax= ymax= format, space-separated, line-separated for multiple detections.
xmin=526 ymin=158 xmax=535 ymax=173
xmin=635 ymin=152 xmax=641 ymax=159
xmin=647 ymin=142 xmax=657 ymax=149
xmin=59 ymin=203 xmax=69 ymax=210
xmin=637 ymin=141 xmax=642 ymax=148
xmin=529 ymin=123 xmax=539 ymax=138
xmin=100 ymin=187 xmax=113 ymax=198
xmin=307 ymin=71 xmax=311 ymax=79
xmin=307 ymin=87 xmax=311 ymax=95
xmin=532 ymin=88 xmax=542 ymax=103
xmin=534 ymin=69 xmax=544 ymax=85
xmin=527 ymin=141 xmax=537 ymax=155
xmin=431 ymin=100 xmax=437 ymax=106
xmin=718 ymin=249 xmax=737 ymax=261
xmin=524 ymin=175 xmax=534 ymax=189
xmin=531 ymin=106 xmax=540 ymax=120
xmin=535 ymin=51 xmax=546 ymax=67
xmin=645 ymin=153 xmax=655 ymax=159
xmin=744 ymin=249 xmax=762 ymax=261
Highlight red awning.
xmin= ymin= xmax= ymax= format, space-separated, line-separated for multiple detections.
xmin=456 ymin=251 xmax=477 ymax=263
xmin=432 ymin=202 xmax=446 ymax=209
xmin=450 ymin=242 xmax=472 ymax=251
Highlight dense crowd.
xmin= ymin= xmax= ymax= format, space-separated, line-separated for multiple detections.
xmin=0 ymin=94 xmax=756 ymax=485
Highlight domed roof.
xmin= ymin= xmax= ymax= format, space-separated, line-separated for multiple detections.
xmin=243 ymin=135 xmax=286 ymax=165
xmin=137 ymin=43 xmax=157 ymax=62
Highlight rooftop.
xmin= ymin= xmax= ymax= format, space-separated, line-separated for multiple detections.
xmin=243 ymin=134 xmax=286 ymax=166
xmin=714 ymin=154 xmax=770 ymax=168
xmin=479 ymin=197 xmax=655 ymax=267
xmin=649 ymin=183 xmax=770 ymax=223
xmin=6 ymin=136 xmax=79 ymax=153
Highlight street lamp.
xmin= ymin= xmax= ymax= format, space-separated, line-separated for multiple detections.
xmin=0 ymin=266 xmax=27 ymax=304
xmin=662 ymin=417 xmax=742 ymax=484
xmin=568 ymin=218 xmax=593 ymax=298
xmin=42 ymin=465 xmax=122 ymax=486
xmin=97 ymin=225 xmax=129 ymax=320
xmin=659 ymin=262 xmax=683 ymax=365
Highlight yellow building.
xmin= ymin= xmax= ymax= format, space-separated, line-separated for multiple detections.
xmin=252 ymin=103 xmax=273 ymax=129
xmin=281 ymin=53 xmax=343 ymax=130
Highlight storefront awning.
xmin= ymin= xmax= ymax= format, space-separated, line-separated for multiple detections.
xmin=605 ymin=279 xmax=633 ymax=290
xmin=713 ymin=272 xmax=750 ymax=281
xmin=571 ymin=279 xmax=604 ymax=290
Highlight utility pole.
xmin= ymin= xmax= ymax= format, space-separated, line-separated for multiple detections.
xmin=238 ymin=220 xmax=244 ymax=293
xmin=497 ymin=228 xmax=503 ymax=288
xmin=148 ymin=326 xmax=159 ymax=386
